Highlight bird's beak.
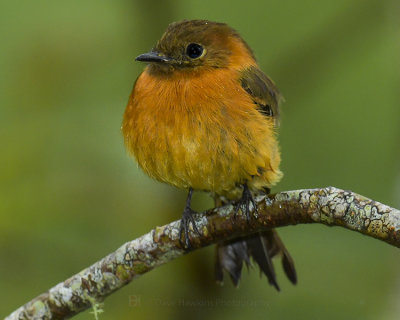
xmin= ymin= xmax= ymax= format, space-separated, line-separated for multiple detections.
xmin=135 ymin=51 xmax=172 ymax=63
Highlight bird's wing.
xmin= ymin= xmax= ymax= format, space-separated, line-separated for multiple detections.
xmin=239 ymin=66 xmax=282 ymax=125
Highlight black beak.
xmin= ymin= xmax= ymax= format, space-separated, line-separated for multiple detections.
xmin=135 ymin=51 xmax=172 ymax=63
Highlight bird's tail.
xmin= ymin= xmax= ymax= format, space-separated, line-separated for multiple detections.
xmin=215 ymin=229 xmax=297 ymax=290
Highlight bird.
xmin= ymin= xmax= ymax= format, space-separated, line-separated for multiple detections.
xmin=122 ymin=19 xmax=297 ymax=290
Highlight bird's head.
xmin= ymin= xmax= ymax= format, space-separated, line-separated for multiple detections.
xmin=135 ymin=20 xmax=256 ymax=74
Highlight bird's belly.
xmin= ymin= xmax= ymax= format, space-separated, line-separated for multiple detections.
xmin=131 ymin=109 xmax=281 ymax=199
xmin=135 ymin=121 xmax=238 ymax=194
xmin=123 ymin=70 xmax=282 ymax=198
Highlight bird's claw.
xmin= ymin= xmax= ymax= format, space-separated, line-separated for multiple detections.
xmin=179 ymin=207 xmax=200 ymax=249
xmin=234 ymin=185 xmax=258 ymax=222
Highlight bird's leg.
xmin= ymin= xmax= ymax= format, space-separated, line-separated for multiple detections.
xmin=179 ymin=187 xmax=200 ymax=249
xmin=234 ymin=183 xmax=259 ymax=221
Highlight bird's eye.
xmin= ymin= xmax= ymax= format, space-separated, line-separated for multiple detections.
xmin=186 ymin=43 xmax=205 ymax=59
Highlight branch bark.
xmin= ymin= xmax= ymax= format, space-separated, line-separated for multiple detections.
xmin=6 ymin=187 xmax=400 ymax=319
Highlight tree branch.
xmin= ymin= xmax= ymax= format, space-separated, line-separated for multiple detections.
xmin=6 ymin=187 xmax=400 ymax=319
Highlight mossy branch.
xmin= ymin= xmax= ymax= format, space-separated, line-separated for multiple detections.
xmin=5 ymin=187 xmax=400 ymax=319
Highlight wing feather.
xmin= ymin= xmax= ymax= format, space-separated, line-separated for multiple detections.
xmin=239 ymin=66 xmax=282 ymax=124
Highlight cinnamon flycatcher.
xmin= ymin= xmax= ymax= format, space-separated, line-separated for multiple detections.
xmin=122 ymin=20 xmax=297 ymax=290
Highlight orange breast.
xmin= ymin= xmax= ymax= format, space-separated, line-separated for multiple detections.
xmin=122 ymin=66 xmax=282 ymax=199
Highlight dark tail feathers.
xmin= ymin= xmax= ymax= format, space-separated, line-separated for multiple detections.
xmin=215 ymin=230 xmax=297 ymax=290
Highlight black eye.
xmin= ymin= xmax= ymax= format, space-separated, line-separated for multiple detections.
xmin=186 ymin=43 xmax=204 ymax=59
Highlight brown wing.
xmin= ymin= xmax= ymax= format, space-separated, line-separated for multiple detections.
xmin=239 ymin=66 xmax=282 ymax=125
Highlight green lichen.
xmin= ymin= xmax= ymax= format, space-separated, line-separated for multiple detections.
xmin=31 ymin=300 xmax=47 ymax=315
xmin=320 ymin=210 xmax=334 ymax=224
xmin=116 ymin=265 xmax=131 ymax=281
xmin=364 ymin=205 xmax=372 ymax=218
xmin=132 ymin=263 xmax=149 ymax=274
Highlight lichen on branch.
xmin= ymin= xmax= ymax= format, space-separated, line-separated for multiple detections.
xmin=5 ymin=187 xmax=400 ymax=320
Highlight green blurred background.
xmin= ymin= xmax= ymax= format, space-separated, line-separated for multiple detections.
xmin=1 ymin=0 xmax=399 ymax=319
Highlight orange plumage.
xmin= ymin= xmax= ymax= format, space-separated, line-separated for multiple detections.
xmin=122 ymin=20 xmax=296 ymax=289
xmin=123 ymin=23 xmax=282 ymax=199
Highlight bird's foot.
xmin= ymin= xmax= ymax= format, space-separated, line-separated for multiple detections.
xmin=179 ymin=206 xmax=200 ymax=249
xmin=234 ymin=184 xmax=258 ymax=221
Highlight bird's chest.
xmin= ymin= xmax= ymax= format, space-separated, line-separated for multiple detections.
xmin=134 ymin=72 xmax=239 ymax=157
xmin=136 ymin=90 xmax=230 ymax=177
xmin=124 ymin=70 xmax=270 ymax=194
